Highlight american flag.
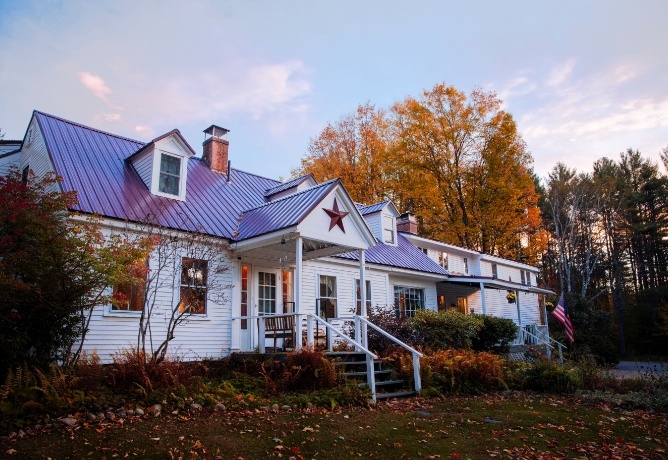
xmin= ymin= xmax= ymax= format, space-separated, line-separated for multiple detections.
xmin=551 ymin=293 xmax=574 ymax=343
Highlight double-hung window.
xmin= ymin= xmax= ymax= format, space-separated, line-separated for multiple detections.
xmin=491 ymin=263 xmax=498 ymax=279
xmin=438 ymin=252 xmax=448 ymax=269
xmin=159 ymin=153 xmax=181 ymax=196
xmin=112 ymin=258 xmax=149 ymax=312
xmin=463 ymin=257 xmax=469 ymax=274
xmin=394 ymin=286 xmax=424 ymax=318
xmin=382 ymin=215 xmax=395 ymax=244
xmin=318 ymin=275 xmax=337 ymax=320
xmin=180 ymin=258 xmax=208 ymax=314
xmin=355 ymin=279 xmax=371 ymax=315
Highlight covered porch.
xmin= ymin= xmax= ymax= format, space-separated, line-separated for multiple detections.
xmin=227 ymin=180 xmax=377 ymax=353
xmin=438 ymin=276 xmax=555 ymax=346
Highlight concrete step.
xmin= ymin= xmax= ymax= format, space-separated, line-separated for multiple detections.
xmin=375 ymin=390 xmax=416 ymax=400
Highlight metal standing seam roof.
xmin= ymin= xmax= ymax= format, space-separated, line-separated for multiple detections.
xmin=31 ymin=111 xmax=465 ymax=278
xmin=264 ymin=173 xmax=315 ymax=197
xmin=336 ymin=234 xmax=450 ymax=276
xmin=34 ymin=111 xmax=281 ymax=239
xmin=235 ymin=179 xmax=339 ymax=241
xmin=357 ymin=200 xmax=391 ymax=216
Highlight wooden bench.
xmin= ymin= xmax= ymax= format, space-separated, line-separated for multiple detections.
xmin=263 ymin=315 xmax=296 ymax=351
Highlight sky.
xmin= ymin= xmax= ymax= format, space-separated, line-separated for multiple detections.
xmin=1 ymin=0 xmax=667 ymax=182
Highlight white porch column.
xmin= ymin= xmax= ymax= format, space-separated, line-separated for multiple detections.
xmin=230 ymin=261 xmax=241 ymax=352
xmin=516 ymin=290 xmax=522 ymax=326
xmin=479 ymin=282 xmax=487 ymax=316
xmin=359 ymin=249 xmax=367 ymax=347
xmin=294 ymin=237 xmax=303 ymax=350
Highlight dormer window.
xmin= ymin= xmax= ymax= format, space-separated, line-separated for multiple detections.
xmin=127 ymin=130 xmax=195 ymax=202
xmin=159 ymin=153 xmax=181 ymax=196
xmin=383 ymin=215 xmax=395 ymax=244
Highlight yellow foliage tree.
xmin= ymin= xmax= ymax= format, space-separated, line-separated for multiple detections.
xmin=294 ymin=83 xmax=547 ymax=262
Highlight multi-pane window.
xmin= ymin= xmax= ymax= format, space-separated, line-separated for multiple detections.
xmin=282 ymin=270 xmax=294 ymax=313
xmin=394 ymin=286 xmax=424 ymax=318
xmin=463 ymin=257 xmax=469 ymax=274
xmin=318 ymin=275 xmax=337 ymax=320
xmin=112 ymin=258 xmax=149 ymax=312
xmin=383 ymin=215 xmax=395 ymax=244
xmin=438 ymin=252 xmax=448 ymax=269
xmin=491 ymin=263 xmax=498 ymax=279
xmin=526 ymin=271 xmax=532 ymax=286
xmin=355 ymin=279 xmax=371 ymax=315
xmin=180 ymin=258 xmax=207 ymax=314
xmin=418 ymin=247 xmax=428 ymax=255
xmin=258 ymin=271 xmax=277 ymax=315
xmin=159 ymin=153 xmax=181 ymax=196
xmin=21 ymin=166 xmax=29 ymax=184
xmin=240 ymin=265 xmax=249 ymax=329
xmin=521 ymin=270 xmax=526 ymax=285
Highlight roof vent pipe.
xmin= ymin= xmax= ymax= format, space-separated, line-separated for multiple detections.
xmin=227 ymin=160 xmax=231 ymax=183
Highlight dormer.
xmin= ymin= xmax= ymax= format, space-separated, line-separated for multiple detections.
xmin=127 ymin=130 xmax=196 ymax=201
xmin=358 ymin=200 xmax=400 ymax=246
xmin=264 ymin=174 xmax=318 ymax=201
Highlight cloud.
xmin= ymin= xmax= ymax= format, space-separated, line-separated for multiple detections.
xmin=545 ymin=59 xmax=576 ymax=87
xmin=503 ymin=61 xmax=668 ymax=177
xmin=135 ymin=125 xmax=153 ymax=137
xmin=101 ymin=113 xmax=122 ymax=122
xmin=78 ymin=72 xmax=112 ymax=101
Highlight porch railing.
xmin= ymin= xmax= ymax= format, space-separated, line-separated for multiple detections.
xmin=356 ymin=315 xmax=423 ymax=394
xmin=518 ymin=327 xmax=565 ymax=364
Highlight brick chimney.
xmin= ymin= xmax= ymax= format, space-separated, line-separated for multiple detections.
xmin=202 ymin=125 xmax=230 ymax=174
xmin=397 ymin=212 xmax=418 ymax=235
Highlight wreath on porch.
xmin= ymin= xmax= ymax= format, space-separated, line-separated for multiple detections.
xmin=506 ymin=291 xmax=517 ymax=303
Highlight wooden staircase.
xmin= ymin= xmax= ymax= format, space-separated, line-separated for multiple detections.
xmin=326 ymin=351 xmax=415 ymax=399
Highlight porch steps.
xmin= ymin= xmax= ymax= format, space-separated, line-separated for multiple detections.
xmin=326 ymin=351 xmax=415 ymax=400
xmin=508 ymin=344 xmax=550 ymax=362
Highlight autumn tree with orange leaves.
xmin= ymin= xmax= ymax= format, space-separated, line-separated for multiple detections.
xmin=295 ymin=83 xmax=547 ymax=264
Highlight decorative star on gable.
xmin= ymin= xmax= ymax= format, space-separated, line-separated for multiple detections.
xmin=323 ymin=198 xmax=349 ymax=233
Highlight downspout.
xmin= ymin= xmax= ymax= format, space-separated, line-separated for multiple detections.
xmin=480 ymin=282 xmax=487 ymax=315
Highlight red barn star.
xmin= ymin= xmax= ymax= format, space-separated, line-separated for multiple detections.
xmin=323 ymin=198 xmax=349 ymax=233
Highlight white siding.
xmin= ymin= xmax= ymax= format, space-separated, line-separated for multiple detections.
xmin=364 ymin=213 xmax=382 ymax=241
xmin=0 ymin=151 xmax=21 ymax=177
xmin=19 ymin=118 xmax=57 ymax=191
xmin=80 ymin=227 xmax=234 ymax=363
xmin=131 ymin=150 xmax=154 ymax=190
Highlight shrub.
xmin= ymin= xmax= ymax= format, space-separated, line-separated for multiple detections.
xmin=363 ymin=306 xmax=422 ymax=355
xmin=420 ymin=349 xmax=507 ymax=394
xmin=410 ymin=310 xmax=482 ymax=350
xmin=107 ymin=349 xmax=202 ymax=392
xmin=278 ymin=348 xmax=337 ymax=391
xmin=518 ymin=359 xmax=579 ymax=393
xmin=471 ymin=315 xmax=518 ymax=353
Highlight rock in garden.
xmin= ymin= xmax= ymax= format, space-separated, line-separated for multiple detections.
xmin=215 ymin=403 xmax=226 ymax=412
xmin=135 ymin=408 xmax=145 ymax=416
xmin=190 ymin=403 xmax=203 ymax=410
xmin=281 ymin=405 xmax=291 ymax=411
xmin=58 ymin=418 xmax=77 ymax=428
xmin=271 ymin=404 xmax=279 ymax=412
xmin=87 ymin=413 xmax=97 ymax=421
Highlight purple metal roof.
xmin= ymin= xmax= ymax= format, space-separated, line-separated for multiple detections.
xmin=236 ymin=179 xmax=339 ymax=240
xmin=336 ymin=234 xmax=449 ymax=276
xmin=357 ymin=200 xmax=390 ymax=216
xmin=34 ymin=111 xmax=280 ymax=239
xmin=264 ymin=173 xmax=315 ymax=198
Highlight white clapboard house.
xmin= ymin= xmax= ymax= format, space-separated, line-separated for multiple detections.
xmin=1 ymin=112 xmax=556 ymax=397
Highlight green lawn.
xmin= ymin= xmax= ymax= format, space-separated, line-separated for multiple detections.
xmin=3 ymin=394 xmax=667 ymax=459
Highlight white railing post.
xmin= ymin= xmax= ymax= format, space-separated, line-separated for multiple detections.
xmin=354 ymin=316 xmax=361 ymax=352
xmin=412 ymin=352 xmax=421 ymax=394
xmin=258 ymin=317 xmax=266 ymax=354
xmin=306 ymin=314 xmax=313 ymax=347
xmin=366 ymin=353 xmax=376 ymax=402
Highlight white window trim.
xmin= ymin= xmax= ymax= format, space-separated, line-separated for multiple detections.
xmin=177 ymin=257 xmax=209 ymax=317
xmin=354 ymin=277 xmax=372 ymax=315
xmin=151 ymin=150 xmax=189 ymax=201
xmin=382 ymin=214 xmax=397 ymax=245
xmin=317 ymin=273 xmax=338 ymax=320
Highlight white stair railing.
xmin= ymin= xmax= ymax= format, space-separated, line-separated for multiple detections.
xmin=356 ymin=316 xmax=423 ymax=394
xmin=520 ymin=328 xmax=565 ymax=364
xmin=306 ymin=314 xmax=379 ymax=401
